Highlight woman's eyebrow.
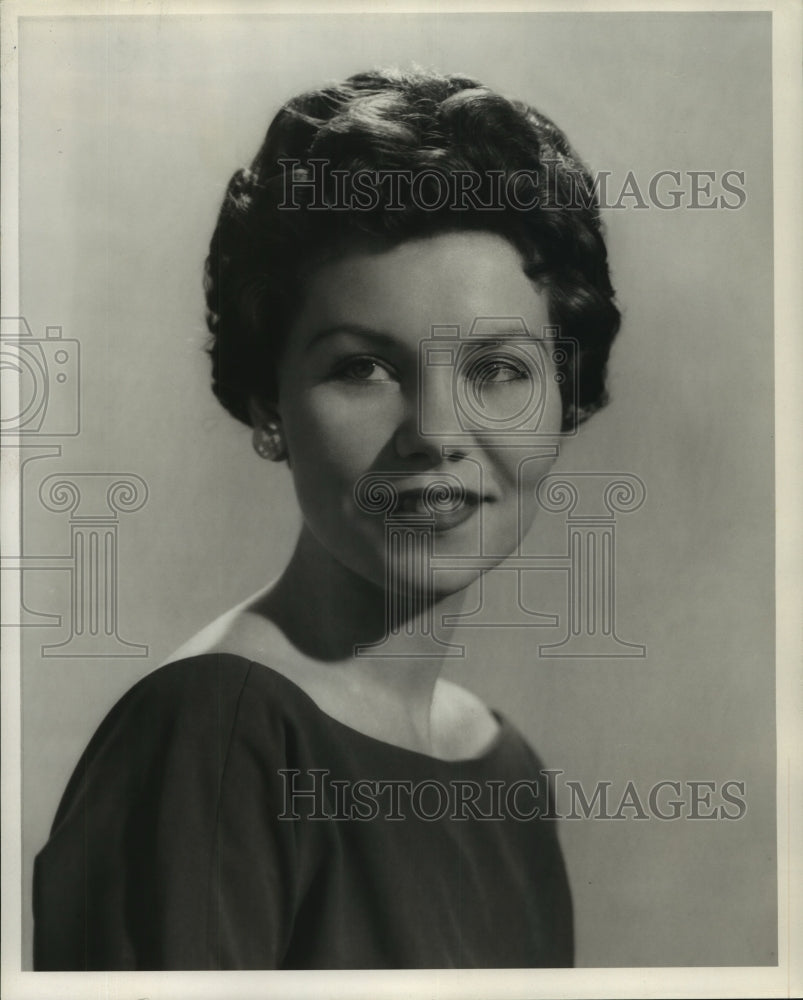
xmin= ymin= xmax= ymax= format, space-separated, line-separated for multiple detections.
xmin=305 ymin=323 xmax=401 ymax=351
xmin=467 ymin=321 xmax=538 ymax=339
xmin=306 ymin=321 xmax=537 ymax=352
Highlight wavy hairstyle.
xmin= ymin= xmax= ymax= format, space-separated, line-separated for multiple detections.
xmin=204 ymin=68 xmax=621 ymax=430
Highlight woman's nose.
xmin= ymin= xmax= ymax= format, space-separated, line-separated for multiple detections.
xmin=393 ymin=369 xmax=466 ymax=463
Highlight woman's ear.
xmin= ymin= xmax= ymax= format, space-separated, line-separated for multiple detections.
xmin=248 ymin=396 xmax=288 ymax=463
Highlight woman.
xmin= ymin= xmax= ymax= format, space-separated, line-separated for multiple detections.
xmin=33 ymin=68 xmax=620 ymax=970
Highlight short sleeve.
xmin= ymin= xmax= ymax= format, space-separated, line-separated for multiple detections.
xmin=33 ymin=656 xmax=295 ymax=970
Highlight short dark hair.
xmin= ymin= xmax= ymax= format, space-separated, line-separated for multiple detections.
xmin=204 ymin=67 xmax=621 ymax=430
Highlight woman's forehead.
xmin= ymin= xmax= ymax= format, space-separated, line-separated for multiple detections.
xmin=292 ymin=230 xmax=551 ymax=345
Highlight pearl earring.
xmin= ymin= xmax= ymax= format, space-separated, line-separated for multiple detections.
xmin=253 ymin=423 xmax=286 ymax=462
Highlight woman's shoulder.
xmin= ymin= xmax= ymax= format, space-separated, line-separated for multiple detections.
xmin=44 ymin=653 xmax=292 ymax=840
xmin=95 ymin=651 xmax=304 ymax=751
xmin=100 ymin=652 xmax=256 ymax=736
xmin=35 ymin=653 xmax=301 ymax=970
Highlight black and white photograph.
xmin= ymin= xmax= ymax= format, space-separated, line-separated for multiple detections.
xmin=1 ymin=2 xmax=800 ymax=998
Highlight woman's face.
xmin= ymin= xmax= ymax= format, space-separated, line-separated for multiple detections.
xmin=273 ymin=230 xmax=563 ymax=596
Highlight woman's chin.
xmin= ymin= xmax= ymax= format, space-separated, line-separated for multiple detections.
xmin=393 ymin=567 xmax=485 ymax=603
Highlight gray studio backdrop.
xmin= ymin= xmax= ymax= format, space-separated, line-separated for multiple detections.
xmin=16 ymin=12 xmax=774 ymax=968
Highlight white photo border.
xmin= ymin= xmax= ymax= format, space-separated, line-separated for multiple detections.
xmin=1 ymin=1 xmax=800 ymax=998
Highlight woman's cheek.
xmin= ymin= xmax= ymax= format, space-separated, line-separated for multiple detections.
xmin=285 ymin=387 xmax=394 ymax=479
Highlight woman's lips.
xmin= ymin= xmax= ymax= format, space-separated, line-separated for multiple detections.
xmin=430 ymin=496 xmax=483 ymax=532
xmin=393 ymin=488 xmax=486 ymax=532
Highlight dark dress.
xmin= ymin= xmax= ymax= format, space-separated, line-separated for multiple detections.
xmin=33 ymin=654 xmax=573 ymax=970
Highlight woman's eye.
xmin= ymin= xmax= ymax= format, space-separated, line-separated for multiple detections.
xmin=465 ymin=356 xmax=530 ymax=385
xmin=334 ymin=357 xmax=394 ymax=383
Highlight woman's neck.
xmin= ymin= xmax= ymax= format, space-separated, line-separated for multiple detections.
xmin=266 ymin=527 xmax=470 ymax=653
xmin=245 ymin=526 xmax=478 ymax=751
